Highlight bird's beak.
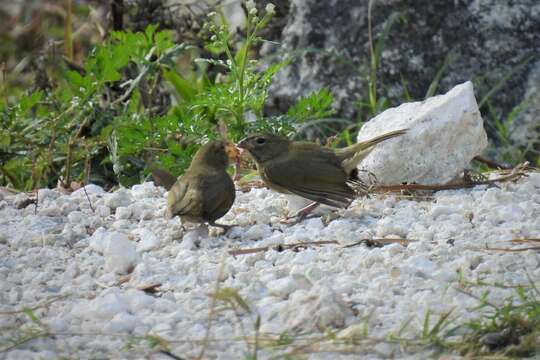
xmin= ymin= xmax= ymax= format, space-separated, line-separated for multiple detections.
xmin=236 ymin=138 xmax=252 ymax=152
xmin=224 ymin=143 xmax=241 ymax=161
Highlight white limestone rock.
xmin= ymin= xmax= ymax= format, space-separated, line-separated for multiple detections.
xmin=357 ymin=81 xmax=488 ymax=185
xmin=37 ymin=188 xmax=60 ymax=202
xmin=266 ymin=277 xmax=297 ymax=299
xmin=286 ymin=286 xmax=353 ymax=331
xmin=104 ymin=232 xmax=139 ymax=274
xmin=115 ymin=206 xmax=132 ymax=220
xmin=89 ymin=229 xmax=138 ymax=274
xmin=104 ymin=188 xmax=133 ymax=210
xmin=71 ymin=184 xmax=105 ymax=197
xmin=73 ymin=290 xmax=129 ymax=321
xmin=135 ymin=228 xmax=162 ymax=252
xmin=2 ymin=162 xmax=540 ymax=359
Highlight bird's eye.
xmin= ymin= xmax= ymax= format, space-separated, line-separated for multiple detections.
xmin=256 ymin=137 xmax=266 ymax=144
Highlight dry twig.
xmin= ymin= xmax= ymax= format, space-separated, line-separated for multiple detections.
xmin=228 ymin=240 xmax=339 ymax=256
xmin=468 ymin=245 xmax=540 ymax=253
xmin=374 ymin=162 xmax=529 ymax=193
xmin=467 ymin=238 xmax=540 ymax=253
xmin=511 ymin=238 xmax=540 ymax=244
xmin=82 ymin=185 xmax=95 ymax=213
xmin=342 ymin=238 xmax=415 ymax=248
xmin=473 ymin=155 xmax=513 ymax=170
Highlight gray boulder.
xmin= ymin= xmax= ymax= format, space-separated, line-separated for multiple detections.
xmin=269 ymin=0 xmax=540 ymax=155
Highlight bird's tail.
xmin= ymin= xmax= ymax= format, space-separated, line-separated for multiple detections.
xmin=338 ymin=129 xmax=407 ymax=174
xmin=150 ymin=167 xmax=178 ymax=191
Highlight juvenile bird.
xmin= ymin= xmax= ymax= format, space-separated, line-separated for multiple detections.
xmin=237 ymin=129 xmax=407 ymax=220
xmin=149 ymin=166 xmax=178 ymax=191
xmin=166 ymin=140 xmax=237 ymax=230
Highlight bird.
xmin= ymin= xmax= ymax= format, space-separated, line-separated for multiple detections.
xmin=165 ymin=140 xmax=238 ymax=230
xmin=149 ymin=165 xmax=178 ymax=191
xmin=237 ymin=129 xmax=407 ymax=221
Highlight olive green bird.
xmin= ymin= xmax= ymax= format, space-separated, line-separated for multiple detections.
xmin=237 ymin=129 xmax=407 ymax=219
xmin=164 ymin=141 xmax=238 ymax=229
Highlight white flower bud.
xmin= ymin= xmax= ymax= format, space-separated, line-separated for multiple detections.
xmin=246 ymin=0 xmax=256 ymax=10
xmin=265 ymin=3 xmax=275 ymax=14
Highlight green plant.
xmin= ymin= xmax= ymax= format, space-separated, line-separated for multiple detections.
xmin=180 ymin=1 xmax=327 ymax=141
xmin=456 ymin=283 xmax=540 ymax=357
xmin=380 ymin=273 xmax=540 ymax=359
xmin=0 ymin=24 xmax=188 ymax=189
xmin=145 ymin=1 xmax=337 ymax=175
xmin=483 ymin=96 xmax=536 ymax=165
xmin=1 ymin=1 xmax=339 ymax=190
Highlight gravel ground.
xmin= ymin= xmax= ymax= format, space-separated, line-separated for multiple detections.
xmin=0 ymin=172 xmax=539 ymax=359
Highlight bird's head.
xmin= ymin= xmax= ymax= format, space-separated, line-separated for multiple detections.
xmin=193 ymin=140 xmax=238 ymax=169
xmin=237 ymin=133 xmax=290 ymax=163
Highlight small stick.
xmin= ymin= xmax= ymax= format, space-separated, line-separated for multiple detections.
xmin=82 ymin=186 xmax=95 ymax=213
xmin=511 ymin=238 xmax=540 ymax=244
xmin=83 ymin=142 xmax=95 ymax=213
xmin=228 ymin=240 xmax=339 ymax=256
xmin=473 ymin=155 xmax=512 ymax=170
xmin=34 ymin=187 xmax=39 ymax=215
xmin=158 ymin=350 xmax=186 ymax=360
xmin=342 ymin=238 xmax=414 ymax=248
xmin=374 ymin=162 xmax=529 ymax=193
xmin=468 ymin=246 xmax=540 ymax=253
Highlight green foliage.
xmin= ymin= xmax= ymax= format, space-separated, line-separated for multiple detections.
xmin=473 ymin=55 xmax=538 ymax=165
xmin=456 ymin=284 xmax=540 ymax=357
xmin=0 ymin=24 xmax=188 ymax=189
xmin=1 ymin=1 xmax=337 ymax=190
xmin=182 ymin=2 xmax=291 ymax=140
xmin=213 ymin=287 xmax=251 ymax=313
xmin=386 ymin=278 xmax=540 ymax=358
xmin=287 ymin=89 xmax=335 ymax=122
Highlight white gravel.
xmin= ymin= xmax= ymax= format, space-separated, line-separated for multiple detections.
xmin=0 ymin=173 xmax=539 ymax=359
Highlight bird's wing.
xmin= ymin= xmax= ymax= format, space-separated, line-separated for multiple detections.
xmin=199 ymin=171 xmax=236 ymax=223
xmin=150 ymin=167 xmax=177 ymax=191
xmin=166 ymin=176 xmax=204 ymax=219
xmin=262 ymin=153 xmax=354 ymax=208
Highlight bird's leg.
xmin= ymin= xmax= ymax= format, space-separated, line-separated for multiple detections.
xmin=210 ymin=222 xmax=233 ymax=232
xmin=281 ymin=202 xmax=320 ymax=224
xmin=294 ymin=202 xmax=320 ymax=218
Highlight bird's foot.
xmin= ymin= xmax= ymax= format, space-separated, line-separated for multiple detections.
xmin=280 ymin=202 xmax=320 ymax=225
xmin=210 ymin=222 xmax=234 ymax=234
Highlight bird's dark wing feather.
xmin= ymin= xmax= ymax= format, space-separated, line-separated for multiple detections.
xmin=167 ymin=176 xmax=203 ymax=218
xmin=200 ymin=171 xmax=236 ymax=223
xmin=263 ymin=153 xmax=354 ymax=208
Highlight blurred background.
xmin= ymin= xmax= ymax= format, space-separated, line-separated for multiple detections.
xmin=1 ymin=0 xmax=538 ymax=190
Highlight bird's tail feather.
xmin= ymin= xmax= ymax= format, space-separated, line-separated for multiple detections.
xmin=150 ymin=167 xmax=178 ymax=191
xmin=339 ymin=129 xmax=407 ymax=174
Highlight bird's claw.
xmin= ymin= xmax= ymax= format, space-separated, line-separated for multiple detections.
xmin=210 ymin=222 xmax=234 ymax=234
xmin=280 ymin=202 xmax=320 ymax=225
